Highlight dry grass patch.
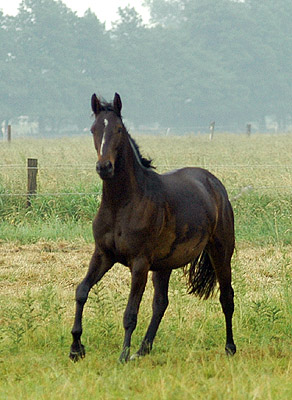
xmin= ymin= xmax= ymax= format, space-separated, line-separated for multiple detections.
xmin=234 ymin=242 xmax=291 ymax=299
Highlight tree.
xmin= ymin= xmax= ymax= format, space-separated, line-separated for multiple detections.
xmin=0 ymin=11 xmax=26 ymax=128
xmin=74 ymin=8 xmax=113 ymax=120
xmin=1 ymin=0 xmax=291 ymax=134
xmin=246 ymin=0 xmax=292 ymax=128
xmin=110 ymin=6 xmax=163 ymax=125
xmin=12 ymin=0 xmax=81 ymax=131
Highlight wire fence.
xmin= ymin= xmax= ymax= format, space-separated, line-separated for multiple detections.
xmin=1 ymin=163 xmax=292 ymax=169
xmin=1 ymin=163 xmax=292 ymax=197
xmin=1 ymin=187 xmax=291 ymax=198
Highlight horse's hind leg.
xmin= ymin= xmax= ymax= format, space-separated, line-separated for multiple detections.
xmin=208 ymin=240 xmax=236 ymax=356
xmin=119 ymin=257 xmax=150 ymax=363
xmin=69 ymin=249 xmax=113 ymax=361
xmin=220 ymin=282 xmax=236 ymax=355
xmin=131 ymin=268 xmax=172 ymax=360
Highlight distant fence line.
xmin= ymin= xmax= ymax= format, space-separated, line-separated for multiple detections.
xmin=3 ymin=123 xmax=291 ymax=140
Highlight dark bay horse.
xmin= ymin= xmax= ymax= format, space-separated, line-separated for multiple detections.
xmin=70 ymin=93 xmax=236 ymax=363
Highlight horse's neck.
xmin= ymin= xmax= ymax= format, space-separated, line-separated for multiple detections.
xmin=101 ymin=140 xmax=146 ymax=206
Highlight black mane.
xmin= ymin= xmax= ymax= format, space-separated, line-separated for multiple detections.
xmin=129 ymin=135 xmax=155 ymax=170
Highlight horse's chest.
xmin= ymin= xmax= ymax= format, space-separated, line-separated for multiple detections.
xmin=97 ymin=200 xmax=162 ymax=244
xmin=94 ymin=214 xmax=148 ymax=260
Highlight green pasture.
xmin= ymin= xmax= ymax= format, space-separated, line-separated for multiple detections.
xmin=0 ymin=133 xmax=291 ymax=399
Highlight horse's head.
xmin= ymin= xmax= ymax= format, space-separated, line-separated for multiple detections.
xmin=90 ymin=93 xmax=126 ymax=180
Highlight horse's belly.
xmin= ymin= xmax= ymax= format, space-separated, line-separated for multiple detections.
xmin=151 ymin=235 xmax=209 ymax=270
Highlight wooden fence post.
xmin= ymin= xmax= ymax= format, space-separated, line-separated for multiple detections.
xmin=7 ymin=125 xmax=11 ymax=142
xmin=27 ymin=158 xmax=38 ymax=207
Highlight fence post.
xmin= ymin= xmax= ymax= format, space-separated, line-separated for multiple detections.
xmin=209 ymin=121 xmax=215 ymax=140
xmin=7 ymin=125 xmax=11 ymax=142
xmin=27 ymin=158 xmax=38 ymax=207
xmin=246 ymin=123 xmax=251 ymax=137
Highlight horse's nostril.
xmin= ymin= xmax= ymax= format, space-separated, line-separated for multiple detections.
xmin=96 ymin=160 xmax=113 ymax=179
xmin=105 ymin=161 xmax=113 ymax=171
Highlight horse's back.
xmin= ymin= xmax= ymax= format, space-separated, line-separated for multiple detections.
xmin=161 ymin=167 xmax=230 ymax=215
xmin=160 ymin=166 xmax=234 ymax=240
xmin=162 ymin=167 xmax=226 ymax=193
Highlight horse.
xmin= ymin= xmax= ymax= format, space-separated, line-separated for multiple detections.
xmin=69 ymin=93 xmax=236 ymax=363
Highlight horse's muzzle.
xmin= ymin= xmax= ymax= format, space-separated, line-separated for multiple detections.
xmin=96 ymin=160 xmax=114 ymax=179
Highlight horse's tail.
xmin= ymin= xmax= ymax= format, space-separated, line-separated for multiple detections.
xmin=185 ymin=250 xmax=217 ymax=300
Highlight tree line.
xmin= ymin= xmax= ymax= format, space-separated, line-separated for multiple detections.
xmin=1 ymin=0 xmax=291 ymax=134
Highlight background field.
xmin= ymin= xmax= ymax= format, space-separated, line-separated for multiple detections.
xmin=0 ymin=133 xmax=291 ymax=399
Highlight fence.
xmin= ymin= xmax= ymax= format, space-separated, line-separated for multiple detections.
xmin=4 ymin=123 xmax=290 ymax=141
xmin=0 ymin=159 xmax=292 ymax=205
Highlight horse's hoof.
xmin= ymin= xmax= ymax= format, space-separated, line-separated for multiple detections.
xmin=69 ymin=343 xmax=85 ymax=362
xmin=130 ymin=353 xmax=142 ymax=361
xmin=119 ymin=347 xmax=130 ymax=364
xmin=225 ymin=343 xmax=236 ymax=356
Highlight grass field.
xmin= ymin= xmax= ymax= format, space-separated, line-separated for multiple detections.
xmin=0 ymin=133 xmax=292 ymax=399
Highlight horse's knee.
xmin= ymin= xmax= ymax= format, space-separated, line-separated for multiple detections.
xmin=154 ymin=296 xmax=168 ymax=317
xmin=123 ymin=312 xmax=137 ymax=332
xmin=75 ymin=281 xmax=90 ymax=305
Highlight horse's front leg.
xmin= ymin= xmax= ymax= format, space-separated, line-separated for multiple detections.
xmin=130 ymin=268 xmax=172 ymax=359
xmin=119 ymin=257 xmax=149 ymax=363
xmin=69 ymin=249 xmax=113 ymax=362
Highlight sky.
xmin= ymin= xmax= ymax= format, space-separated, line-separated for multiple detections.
xmin=0 ymin=0 xmax=150 ymax=28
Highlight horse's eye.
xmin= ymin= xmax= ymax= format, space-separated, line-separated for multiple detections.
xmin=118 ymin=127 xmax=123 ymax=134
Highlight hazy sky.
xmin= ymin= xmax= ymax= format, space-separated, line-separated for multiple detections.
xmin=0 ymin=0 xmax=150 ymax=27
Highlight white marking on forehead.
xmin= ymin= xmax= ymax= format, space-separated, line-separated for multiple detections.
xmin=100 ymin=119 xmax=108 ymax=156
xmin=100 ymin=134 xmax=106 ymax=156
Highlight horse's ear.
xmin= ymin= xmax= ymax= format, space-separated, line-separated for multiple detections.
xmin=113 ymin=93 xmax=122 ymax=116
xmin=91 ymin=93 xmax=101 ymax=115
